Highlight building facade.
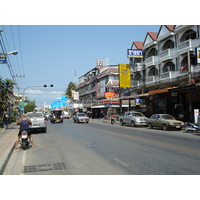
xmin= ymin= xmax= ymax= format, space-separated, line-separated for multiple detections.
xmin=78 ymin=65 xmax=129 ymax=118
xmin=129 ymin=25 xmax=200 ymax=121
xmin=77 ymin=25 xmax=200 ymax=121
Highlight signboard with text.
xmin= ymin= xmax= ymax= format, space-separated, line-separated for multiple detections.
xmin=119 ymin=64 xmax=131 ymax=87
xmin=104 ymin=92 xmax=116 ymax=98
xmin=196 ymin=47 xmax=200 ymax=64
xmin=127 ymin=49 xmax=143 ymax=58
xmin=0 ymin=53 xmax=7 ymax=64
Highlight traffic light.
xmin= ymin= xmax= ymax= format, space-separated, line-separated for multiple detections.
xmin=44 ymin=85 xmax=47 ymax=87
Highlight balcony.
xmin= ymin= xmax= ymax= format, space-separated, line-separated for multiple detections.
xmin=145 ymin=55 xmax=159 ymax=68
xmin=131 ymin=64 xmax=144 ymax=73
xmin=178 ymin=38 xmax=200 ymax=54
xmin=159 ymin=48 xmax=177 ymax=62
xmin=132 ymin=80 xmax=143 ymax=88
xmin=146 ymin=76 xmax=159 ymax=85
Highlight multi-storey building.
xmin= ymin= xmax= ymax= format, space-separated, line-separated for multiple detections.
xmin=78 ymin=25 xmax=200 ymax=121
xmin=78 ymin=65 xmax=128 ymax=118
xmin=128 ymin=25 xmax=200 ymax=121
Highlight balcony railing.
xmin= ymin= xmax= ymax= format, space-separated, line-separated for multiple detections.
xmin=131 ymin=64 xmax=144 ymax=73
xmin=178 ymin=38 xmax=200 ymax=54
xmin=145 ymin=55 xmax=159 ymax=67
xmin=159 ymin=48 xmax=177 ymax=62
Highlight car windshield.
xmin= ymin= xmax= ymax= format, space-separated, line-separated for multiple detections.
xmin=27 ymin=113 xmax=43 ymax=118
xmin=131 ymin=113 xmax=144 ymax=117
xmin=78 ymin=113 xmax=86 ymax=117
xmin=161 ymin=115 xmax=174 ymax=120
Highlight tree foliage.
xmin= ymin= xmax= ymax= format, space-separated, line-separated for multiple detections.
xmin=24 ymin=99 xmax=37 ymax=113
xmin=65 ymin=82 xmax=77 ymax=98
xmin=0 ymin=78 xmax=14 ymax=120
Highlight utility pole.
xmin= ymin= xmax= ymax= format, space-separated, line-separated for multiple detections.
xmin=188 ymin=51 xmax=192 ymax=121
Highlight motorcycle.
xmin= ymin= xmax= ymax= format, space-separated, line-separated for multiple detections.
xmin=21 ymin=130 xmax=30 ymax=150
xmin=185 ymin=122 xmax=200 ymax=133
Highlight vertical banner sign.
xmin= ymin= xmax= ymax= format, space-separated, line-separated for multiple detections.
xmin=196 ymin=47 xmax=200 ymax=64
xmin=119 ymin=64 xmax=131 ymax=87
xmin=194 ymin=109 xmax=199 ymax=124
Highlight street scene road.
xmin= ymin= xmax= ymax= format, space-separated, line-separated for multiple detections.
xmin=3 ymin=118 xmax=200 ymax=175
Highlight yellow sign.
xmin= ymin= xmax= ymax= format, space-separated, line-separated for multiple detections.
xmin=119 ymin=64 xmax=131 ymax=87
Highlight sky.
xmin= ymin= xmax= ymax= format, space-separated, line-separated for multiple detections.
xmin=0 ymin=25 xmax=161 ymax=107
xmin=0 ymin=1 xmax=197 ymax=108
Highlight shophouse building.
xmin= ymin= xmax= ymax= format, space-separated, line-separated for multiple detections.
xmin=77 ymin=25 xmax=200 ymax=121
xmin=127 ymin=25 xmax=200 ymax=121
xmin=78 ymin=65 xmax=129 ymax=118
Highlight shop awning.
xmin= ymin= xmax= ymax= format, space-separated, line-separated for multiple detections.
xmin=148 ymin=87 xmax=176 ymax=95
xmin=119 ymin=93 xmax=149 ymax=100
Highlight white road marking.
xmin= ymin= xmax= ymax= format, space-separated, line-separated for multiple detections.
xmin=114 ymin=158 xmax=128 ymax=167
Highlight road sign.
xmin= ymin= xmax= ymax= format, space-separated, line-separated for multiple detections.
xmin=0 ymin=53 xmax=7 ymax=64
xmin=18 ymin=102 xmax=24 ymax=109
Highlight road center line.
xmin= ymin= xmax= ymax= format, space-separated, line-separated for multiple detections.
xmin=87 ymin=126 xmax=200 ymax=154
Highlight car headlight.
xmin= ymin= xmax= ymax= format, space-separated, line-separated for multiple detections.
xmin=169 ymin=122 xmax=174 ymax=125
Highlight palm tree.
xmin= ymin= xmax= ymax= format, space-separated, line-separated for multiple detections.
xmin=0 ymin=78 xmax=14 ymax=120
xmin=65 ymin=82 xmax=77 ymax=98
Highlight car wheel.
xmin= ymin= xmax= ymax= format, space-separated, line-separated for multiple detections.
xmin=162 ymin=124 xmax=168 ymax=131
xmin=131 ymin=121 xmax=135 ymax=127
xmin=120 ymin=120 xmax=124 ymax=126
xmin=148 ymin=123 xmax=153 ymax=129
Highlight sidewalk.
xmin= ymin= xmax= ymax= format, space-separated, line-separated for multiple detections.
xmin=0 ymin=123 xmax=18 ymax=175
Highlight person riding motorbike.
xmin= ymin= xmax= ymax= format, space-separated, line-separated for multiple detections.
xmin=15 ymin=114 xmax=35 ymax=148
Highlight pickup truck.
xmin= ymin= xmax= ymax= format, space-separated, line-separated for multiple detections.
xmin=26 ymin=112 xmax=47 ymax=132
xmin=118 ymin=111 xmax=148 ymax=127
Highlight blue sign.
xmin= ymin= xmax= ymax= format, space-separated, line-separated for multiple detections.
xmin=0 ymin=53 xmax=7 ymax=64
xmin=127 ymin=49 xmax=143 ymax=58
xmin=135 ymin=98 xmax=140 ymax=105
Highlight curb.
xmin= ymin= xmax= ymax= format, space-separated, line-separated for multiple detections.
xmin=0 ymin=123 xmax=18 ymax=175
xmin=0 ymin=138 xmax=15 ymax=175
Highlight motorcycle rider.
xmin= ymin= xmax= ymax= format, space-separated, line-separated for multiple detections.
xmin=15 ymin=114 xmax=35 ymax=148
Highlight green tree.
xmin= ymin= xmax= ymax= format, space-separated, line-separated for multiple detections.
xmin=24 ymin=99 xmax=37 ymax=113
xmin=65 ymin=82 xmax=77 ymax=98
xmin=0 ymin=78 xmax=14 ymax=120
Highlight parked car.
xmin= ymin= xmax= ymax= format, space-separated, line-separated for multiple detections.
xmin=26 ymin=112 xmax=47 ymax=132
xmin=118 ymin=111 xmax=148 ymax=127
xmin=73 ymin=113 xmax=89 ymax=123
xmin=147 ymin=114 xmax=185 ymax=131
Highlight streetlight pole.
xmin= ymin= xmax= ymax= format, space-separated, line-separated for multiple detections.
xmin=21 ymin=84 xmax=54 ymax=115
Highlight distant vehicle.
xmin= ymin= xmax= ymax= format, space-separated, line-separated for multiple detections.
xmin=73 ymin=113 xmax=89 ymax=123
xmin=26 ymin=112 xmax=47 ymax=132
xmin=50 ymin=109 xmax=64 ymax=123
xmin=63 ymin=111 xmax=70 ymax=119
xmin=118 ymin=111 xmax=148 ymax=127
xmin=147 ymin=114 xmax=185 ymax=131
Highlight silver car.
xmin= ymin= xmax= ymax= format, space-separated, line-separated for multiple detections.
xmin=73 ymin=113 xmax=89 ymax=123
xmin=147 ymin=114 xmax=184 ymax=131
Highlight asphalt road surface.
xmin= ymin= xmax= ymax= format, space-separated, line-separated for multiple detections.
xmin=3 ymin=118 xmax=200 ymax=175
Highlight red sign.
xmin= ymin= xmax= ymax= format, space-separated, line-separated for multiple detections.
xmin=104 ymin=92 xmax=116 ymax=98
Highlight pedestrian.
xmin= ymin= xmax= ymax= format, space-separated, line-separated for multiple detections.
xmin=111 ymin=113 xmax=115 ymax=124
xmin=3 ymin=113 xmax=8 ymax=128
xmin=15 ymin=114 xmax=35 ymax=148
